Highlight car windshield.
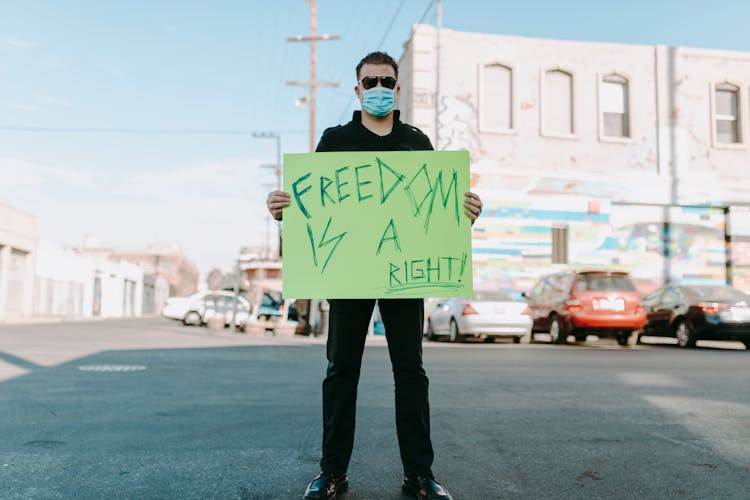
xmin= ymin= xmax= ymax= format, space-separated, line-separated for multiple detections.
xmin=575 ymin=273 xmax=636 ymax=292
xmin=261 ymin=293 xmax=281 ymax=309
xmin=685 ymin=286 xmax=750 ymax=303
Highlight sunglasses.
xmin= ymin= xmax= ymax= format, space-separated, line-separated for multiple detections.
xmin=358 ymin=75 xmax=397 ymax=90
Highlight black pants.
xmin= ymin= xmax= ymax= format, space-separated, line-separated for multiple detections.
xmin=320 ymin=298 xmax=434 ymax=477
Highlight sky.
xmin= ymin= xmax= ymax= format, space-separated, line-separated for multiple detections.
xmin=2 ymin=0 xmax=750 ymax=276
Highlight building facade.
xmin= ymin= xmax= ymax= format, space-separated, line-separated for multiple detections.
xmin=398 ymin=25 xmax=750 ymax=293
xmin=34 ymin=241 xmax=144 ymax=319
xmin=0 ymin=203 xmax=37 ymax=321
xmin=110 ymin=243 xmax=199 ymax=297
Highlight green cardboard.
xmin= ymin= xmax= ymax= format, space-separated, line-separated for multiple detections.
xmin=282 ymin=150 xmax=473 ymax=299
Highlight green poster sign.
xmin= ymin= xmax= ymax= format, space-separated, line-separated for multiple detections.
xmin=282 ymin=150 xmax=473 ymax=299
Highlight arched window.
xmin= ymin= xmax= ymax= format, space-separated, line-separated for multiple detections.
xmin=601 ymin=74 xmax=630 ymax=138
xmin=481 ymin=63 xmax=512 ymax=131
xmin=544 ymin=69 xmax=573 ymax=135
xmin=715 ymin=83 xmax=741 ymax=144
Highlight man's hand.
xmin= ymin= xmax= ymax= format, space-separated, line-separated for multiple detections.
xmin=267 ymin=190 xmax=291 ymax=221
xmin=464 ymin=191 xmax=483 ymax=225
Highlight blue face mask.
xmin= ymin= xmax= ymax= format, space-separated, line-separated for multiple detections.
xmin=361 ymin=87 xmax=396 ymax=116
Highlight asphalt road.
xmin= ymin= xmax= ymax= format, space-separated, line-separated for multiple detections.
xmin=0 ymin=318 xmax=748 ymax=499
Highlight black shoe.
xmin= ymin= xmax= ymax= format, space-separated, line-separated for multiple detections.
xmin=402 ymin=475 xmax=452 ymax=500
xmin=302 ymin=472 xmax=348 ymax=499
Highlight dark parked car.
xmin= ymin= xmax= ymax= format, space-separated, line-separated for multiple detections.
xmin=526 ymin=270 xmax=646 ymax=345
xmin=253 ymin=292 xmax=298 ymax=322
xmin=642 ymin=284 xmax=750 ymax=349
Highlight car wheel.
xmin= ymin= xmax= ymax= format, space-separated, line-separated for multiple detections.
xmin=616 ymin=332 xmax=631 ymax=346
xmin=742 ymin=340 xmax=750 ymax=350
xmin=675 ymin=320 xmax=697 ymax=348
xmin=426 ymin=320 xmax=437 ymax=341
xmin=549 ymin=316 xmax=567 ymax=344
xmin=183 ymin=311 xmax=202 ymax=326
xmin=449 ymin=319 xmax=463 ymax=343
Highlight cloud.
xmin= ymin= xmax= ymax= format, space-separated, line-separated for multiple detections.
xmin=36 ymin=95 xmax=73 ymax=108
xmin=1 ymin=156 xmax=277 ymax=273
xmin=52 ymin=197 xmax=272 ymax=271
xmin=115 ymin=158 xmax=277 ymax=270
xmin=35 ymin=194 xmax=272 ymax=274
xmin=2 ymin=35 xmax=34 ymax=50
xmin=122 ymin=158 xmax=274 ymax=202
xmin=0 ymin=157 xmax=96 ymax=188
xmin=11 ymin=102 xmax=37 ymax=112
xmin=37 ymin=57 xmax=64 ymax=68
xmin=106 ymin=67 xmax=124 ymax=78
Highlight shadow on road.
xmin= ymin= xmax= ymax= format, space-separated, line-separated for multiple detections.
xmin=1 ymin=326 xmax=749 ymax=498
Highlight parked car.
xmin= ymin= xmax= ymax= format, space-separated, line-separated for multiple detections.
xmin=425 ymin=290 xmax=532 ymax=343
xmin=526 ymin=270 xmax=646 ymax=345
xmin=257 ymin=292 xmax=283 ymax=320
xmin=641 ymin=284 xmax=750 ymax=349
xmin=162 ymin=291 xmax=251 ymax=327
xmin=254 ymin=293 xmax=299 ymax=322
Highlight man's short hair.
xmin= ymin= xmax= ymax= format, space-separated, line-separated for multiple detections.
xmin=356 ymin=51 xmax=399 ymax=80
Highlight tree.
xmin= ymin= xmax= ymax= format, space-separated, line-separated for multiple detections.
xmin=206 ymin=267 xmax=224 ymax=291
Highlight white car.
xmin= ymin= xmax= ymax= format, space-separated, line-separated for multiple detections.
xmin=426 ymin=290 xmax=532 ymax=343
xmin=162 ymin=291 xmax=251 ymax=327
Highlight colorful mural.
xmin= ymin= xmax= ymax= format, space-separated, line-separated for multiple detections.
xmin=471 ymin=172 xmax=733 ymax=296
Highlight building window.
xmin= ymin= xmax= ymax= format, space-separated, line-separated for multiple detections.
xmin=600 ymin=74 xmax=630 ymax=138
xmin=544 ymin=69 xmax=574 ymax=135
xmin=715 ymin=84 xmax=741 ymax=144
xmin=551 ymin=225 xmax=569 ymax=264
xmin=481 ymin=63 xmax=512 ymax=131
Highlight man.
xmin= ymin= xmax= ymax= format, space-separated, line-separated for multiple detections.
xmin=266 ymin=51 xmax=482 ymax=500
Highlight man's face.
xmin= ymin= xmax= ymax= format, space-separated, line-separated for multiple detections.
xmin=355 ymin=63 xmax=400 ymax=103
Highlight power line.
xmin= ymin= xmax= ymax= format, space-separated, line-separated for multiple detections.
xmin=418 ymin=0 xmax=437 ymax=24
xmin=329 ymin=0 xmax=402 ymax=126
xmin=286 ymin=0 xmax=340 ymax=151
xmin=0 ymin=125 xmax=319 ymax=136
xmin=377 ymin=0 xmax=407 ymax=49
xmin=336 ymin=0 xmax=417 ymax=124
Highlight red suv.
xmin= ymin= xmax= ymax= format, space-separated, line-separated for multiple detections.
xmin=526 ymin=270 xmax=646 ymax=346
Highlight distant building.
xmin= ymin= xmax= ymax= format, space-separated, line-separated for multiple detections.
xmin=88 ymin=243 xmax=199 ymax=298
xmin=34 ymin=241 xmax=144 ymax=318
xmin=142 ymin=274 xmax=170 ymax=316
xmin=398 ymin=25 xmax=750 ymax=293
xmin=239 ymin=247 xmax=281 ymax=293
xmin=0 ymin=203 xmax=37 ymax=321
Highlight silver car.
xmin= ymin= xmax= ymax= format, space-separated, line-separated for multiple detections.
xmin=162 ymin=291 xmax=251 ymax=327
xmin=425 ymin=291 xmax=532 ymax=343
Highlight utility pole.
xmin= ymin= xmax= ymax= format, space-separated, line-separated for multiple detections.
xmin=260 ymin=181 xmax=276 ymax=259
xmin=287 ymin=0 xmax=340 ymax=152
xmin=230 ymin=259 xmax=241 ymax=332
xmin=434 ymin=0 xmax=442 ymax=149
xmin=254 ymin=132 xmax=281 ymax=191
xmin=254 ymin=131 xmax=283 ymax=257
xmin=286 ymin=0 xmax=340 ymax=338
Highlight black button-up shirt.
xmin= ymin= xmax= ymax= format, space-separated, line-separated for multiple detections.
xmin=315 ymin=110 xmax=434 ymax=153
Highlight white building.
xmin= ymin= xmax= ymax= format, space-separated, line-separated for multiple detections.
xmin=398 ymin=25 xmax=750 ymax=293
xmin=0 ymin=203 xmax=37 ymax=321
xmin=34 ymin=241 xmax=144 ymax=319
